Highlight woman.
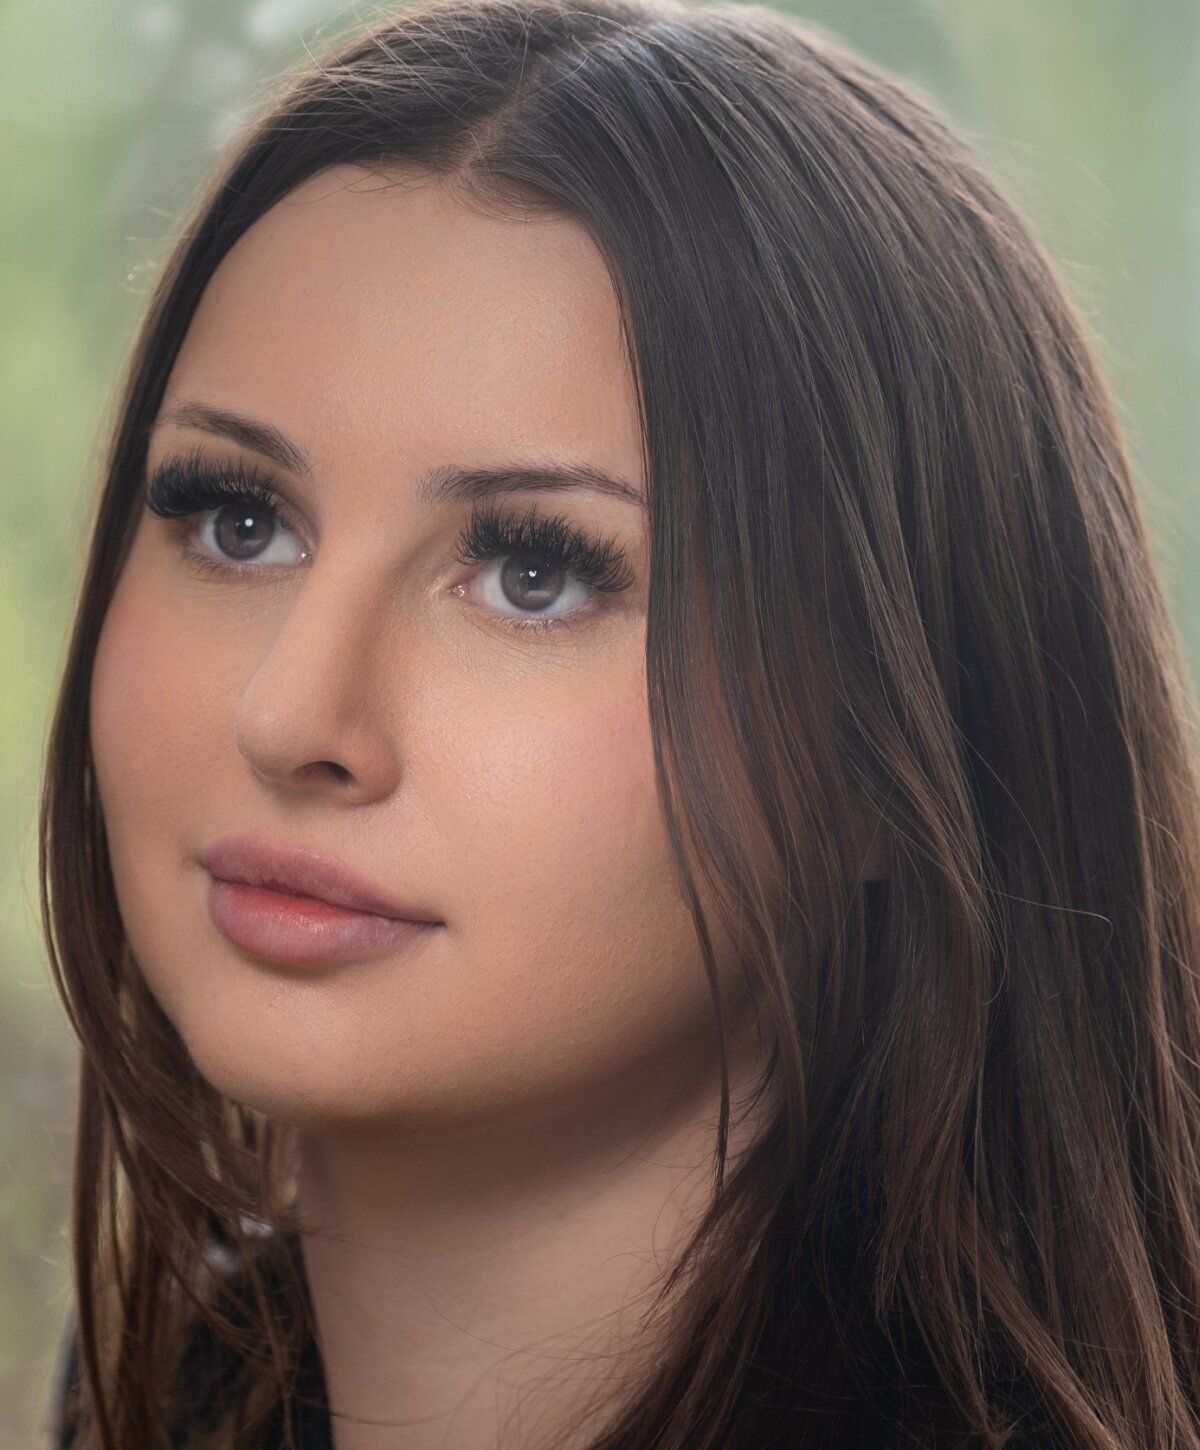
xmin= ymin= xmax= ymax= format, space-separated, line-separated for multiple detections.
xmin=42 ymin=0 xmax=1200 ymax=1445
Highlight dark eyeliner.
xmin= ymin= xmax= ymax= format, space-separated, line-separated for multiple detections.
xmin=143 ymin=445 xmax=283 ymax=519
xmin=142 ymin=449 xmax=636 ymax=628
xmin=453 ymin=500 xmax=636 ymax=596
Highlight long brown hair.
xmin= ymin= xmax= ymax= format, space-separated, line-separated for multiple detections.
xmin=41 ymin=0 xmax=1200 ymax=1444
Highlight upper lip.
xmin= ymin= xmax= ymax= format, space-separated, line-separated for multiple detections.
xmin=199 ymin=832 xmax=442 ymax=923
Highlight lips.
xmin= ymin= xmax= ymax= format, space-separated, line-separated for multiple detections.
xmin=199 ymin=832 xmax=441 ymax=922
xmin=198 ymin=833 xmax=443 ymax=968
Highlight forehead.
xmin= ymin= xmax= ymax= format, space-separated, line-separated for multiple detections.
xmin=160 ymin=163 xmax=643 ymax=487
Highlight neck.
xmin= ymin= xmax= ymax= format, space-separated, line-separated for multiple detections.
xmin=295 ymin=1030 xmax=772 ymax=1450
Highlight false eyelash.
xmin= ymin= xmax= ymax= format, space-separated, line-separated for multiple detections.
xmin=143 ymin=445 xmax=284 ymax=521
xmin=140 ymin=449 xmax=636 ymax=625
xmin=452 ymin=500 xmax=635 ymax=596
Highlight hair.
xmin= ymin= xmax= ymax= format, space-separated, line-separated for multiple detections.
xmin=39 ymin=0 xmax=1200 ymax=1445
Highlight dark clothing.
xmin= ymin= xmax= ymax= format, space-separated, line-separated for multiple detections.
xmin=50 ymin=1312 xmax=1059 ymax=1449
xmin=285 ymin=1332 xmax=335 ymax=1449
xmin=48 ymin=1250 xmax=1057 ymax=1448
xmin=50 ymin=1292 xmax=333 ymax=1449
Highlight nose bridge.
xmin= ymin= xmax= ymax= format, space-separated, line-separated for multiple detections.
xmin=235 ymin=557 xmax=397 ymax=784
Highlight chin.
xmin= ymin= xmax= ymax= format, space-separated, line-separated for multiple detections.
xmin=176 ymin=1025 xmax=459 ymax=1141
xmin=171 ymin=1016 xmax=365 ymax=1131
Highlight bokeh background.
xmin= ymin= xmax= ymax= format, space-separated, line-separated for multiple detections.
xmin=2 ymin=0 xmax=1197 ymax=1443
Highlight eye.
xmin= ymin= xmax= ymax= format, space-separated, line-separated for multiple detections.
xmin=191 ymin=502 xmax=305 ymax=570
xmin=451 ymin=501 xmax=636 ymax=634
xmin=142 ymin=452 xmax=638 ymax=635
xmin=142 ymin=448 xmax=306 ymax=573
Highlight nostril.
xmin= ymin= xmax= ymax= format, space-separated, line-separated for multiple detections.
xmin=296 ymin=760 xmax=351 ymax=783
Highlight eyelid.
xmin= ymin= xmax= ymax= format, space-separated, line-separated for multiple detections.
xmin=145 ymin=447 xmax=293 ymax=520
xmin=454 ymin=500 xmax=636 ymax=594
xmin=143 ymin=450 xmax=638 ymax=633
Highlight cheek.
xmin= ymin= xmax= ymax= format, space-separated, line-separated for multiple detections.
xmin=92 ymin=580 xmax=183 ymax=802
xmin=444 ymin=681 xmax=666 ymax=928
xmin=406 ymin=676 xmax=715 ymax=1109
xmin=88 ymin=555 xmax=235 ymax=1008
xmin=91 ymin=533 xmax=253 ymax=813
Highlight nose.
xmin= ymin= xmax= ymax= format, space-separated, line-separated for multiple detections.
xmin=234 ymin=564 xmax=403 ymax=804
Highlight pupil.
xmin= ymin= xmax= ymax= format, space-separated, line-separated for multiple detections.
xmin=501 ymin=556 xmax=562 ymax=609
xmin=215 ymin=505 xmax=272 ymax=559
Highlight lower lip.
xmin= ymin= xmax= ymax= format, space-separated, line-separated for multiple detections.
xmin=206 ymin=877 xmax=438 ymax=967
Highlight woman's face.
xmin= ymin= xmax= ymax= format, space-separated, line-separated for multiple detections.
xmin=89 ymin=164 xmax=754 ymax=1138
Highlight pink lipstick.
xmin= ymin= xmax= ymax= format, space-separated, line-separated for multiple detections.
xmin=200 ymin=832 xmax=442 ymax=968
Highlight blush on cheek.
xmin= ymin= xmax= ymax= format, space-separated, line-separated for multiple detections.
xmin=93 ymin=613 xmax=180 ymax=790
xmin=571 ymin=687 xmax=664 ymax=843
xmin=462 ymin=678 xmax=660 ymax=871
xmin=90 ymin=580 xmax=160 ymax=788
xmin=520 ymin=688 xmax=670 ymax=929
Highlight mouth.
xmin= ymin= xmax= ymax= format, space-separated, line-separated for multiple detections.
xmin=205 ymin=876 xmax=440 ymax=968
xmin=198 ymin=831 xmax=442 ymax=968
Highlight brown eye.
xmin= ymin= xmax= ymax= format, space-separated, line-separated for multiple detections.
xmin=212 ymin=503 xmax=278 ymax=561
xmin=497 ymin=556 xmax=569 ymax=611
xmin=452 ymin=501 xmax=635 ymax=634
xmin=189 ymin=502 xmax=305 ymax=571
xmin=143 ymin=449 xmax=307 ymax=575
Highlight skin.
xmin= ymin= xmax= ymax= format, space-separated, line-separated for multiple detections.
xmin=88 ymin=163 xmax=779 ymax=1449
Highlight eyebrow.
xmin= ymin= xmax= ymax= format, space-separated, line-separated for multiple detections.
xmin=150 ymin=401 xmax=647 ymax=510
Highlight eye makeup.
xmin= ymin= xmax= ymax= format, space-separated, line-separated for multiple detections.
xmin=141 ymin=446 xmax=638 ymax=635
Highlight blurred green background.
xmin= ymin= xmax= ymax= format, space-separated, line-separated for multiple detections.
xmin=1 ymin=0 xmax=1196 ymax=1443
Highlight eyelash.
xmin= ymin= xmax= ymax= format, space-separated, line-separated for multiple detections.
xmin=141 ymin=448 xmax=636 ymax=635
